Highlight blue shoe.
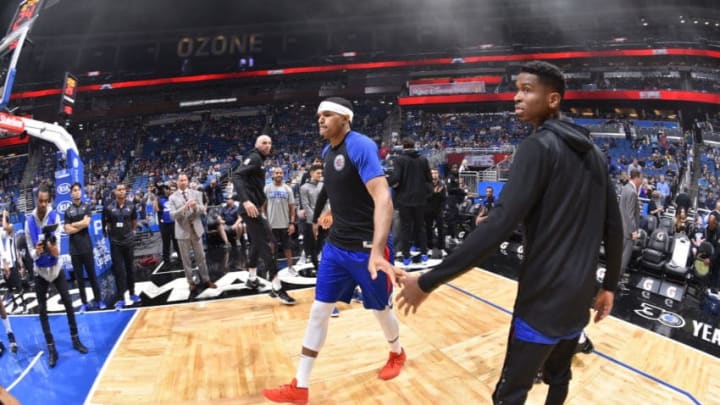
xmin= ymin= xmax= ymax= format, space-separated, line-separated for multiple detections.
xmin=97 ymin=300 xmax=107 ymax=310
xmin=129 ymin=294 xmax=142 ymax=304
xmin=420 ymin=254 xmax=429 ymax=263
xmin=114 ymin=300 xmax=125 ymax=310
xmin=402 ymin=257 xmax=412 ymax=266
xmin=78 ymin=304 xmax=88 ymax=313
xmin=331 ymin=307 xmax=340 ymax=318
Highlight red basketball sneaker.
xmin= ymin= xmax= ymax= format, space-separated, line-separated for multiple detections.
xmin=262 ymin=378 xmax=308 ymax=404
xmin=378 ymin=349 xmax=406 ymax=380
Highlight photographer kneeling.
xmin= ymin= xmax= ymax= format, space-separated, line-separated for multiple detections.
xmin=25 ymin=184 xmax=88 ymax=368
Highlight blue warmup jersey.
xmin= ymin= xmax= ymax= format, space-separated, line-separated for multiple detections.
xmin=315 ymin=131 xmax=394 ymax=310
xmin=321 ymin=131 xmax=384 ymax=251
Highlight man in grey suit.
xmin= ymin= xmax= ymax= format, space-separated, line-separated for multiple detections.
xmin=168 ymin=173 xmax=217 ymax=293
xmin=620 ymin=169 xmax=643 ymax=277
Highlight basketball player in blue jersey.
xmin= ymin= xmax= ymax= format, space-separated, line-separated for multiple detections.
xmin=263 ymin=98 xmax=405 ymax=404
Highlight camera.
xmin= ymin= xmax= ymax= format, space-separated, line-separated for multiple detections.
xmin=38 ymin=223 xmax=58 ymax=251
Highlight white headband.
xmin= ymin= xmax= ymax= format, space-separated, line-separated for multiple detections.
xmin=317 ymin=101 xmax=354 ymax=123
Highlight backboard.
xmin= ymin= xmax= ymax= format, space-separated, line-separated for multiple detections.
xmin=0 ymin=20 xmax=33 ymax=110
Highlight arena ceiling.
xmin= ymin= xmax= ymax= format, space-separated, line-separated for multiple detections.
xmin=0 ymin=0 xmax=718 ymax=38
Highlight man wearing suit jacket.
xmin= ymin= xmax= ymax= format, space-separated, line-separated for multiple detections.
xmin=168 ymin=173 xmax=216 ymax=292
xmin=620 ymin=169 xmax=642 ymax=277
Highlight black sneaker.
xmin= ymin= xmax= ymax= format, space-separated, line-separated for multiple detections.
xmin=0 ymin=341 xmax=4 ymax=357
xmin=271 ymin=288 xmax=296 ymax=305
xmin=72 ymin=335 xmax=89 ymax=354
xmin=7 ymin=332 xmax=17 ymax=353
xmin=576 ymin=337 xmax=594 ymax=354
xmin=246 ymin=278 xmax=260 ymax=290
xmin=48 ymin=343 xmax=58 ymax=368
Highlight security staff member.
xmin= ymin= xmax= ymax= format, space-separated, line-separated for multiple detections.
xmin=64 ymin=182 xmax=105 ymax=311
xmin=102 ymin=183 xmax=140 ymax=309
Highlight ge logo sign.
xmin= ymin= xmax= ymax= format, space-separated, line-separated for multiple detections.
xmin=634 ymin=302 xmax=685 ymax=328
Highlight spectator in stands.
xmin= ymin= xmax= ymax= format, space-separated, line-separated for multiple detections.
xmin=389 ymin=137 xmax=432 ymax=265
xmin=299 ymin=157 xmax=323 ymax=187
xmin=216 ymin=196 xmax=243 ymax=249
xmin=133 ymin=191 xmax=147 ymax=225
xmin=476 ymin=186 xmax=496 ymax=226
xmin=265 ymin=167 xmax=298 ymax=275
xmin=102 ymin=183 xmax=141 ymax=309
xmin=706 ymin=215 xmax=720 ymax=291
xmin=168 ymin=173 xmax=217 ymax=293
xmin=627 ymin=157 xmax=642 ymax=174
xmin=655 ymin=175 xmax=671 ymax=204
xmin=647 ymin=190 xmax=665 ymax=219
xmin=64 ymin=183 xmax=105 ymax=312
xmin=674 ymin=208 xmax=689 ymax=234
xmin=675 ymin=187 xmax=691 ymax=213
xmin=154 ymin=183 xmax=180 ymax=268
xmin=425 ymin=169 xmax=447 ymax=253
xmin=26 ymin=184 xmax=88 ymax=368
xmin=620 ymin=169 xmax=642 ymax=283
xmin=207 ymin=178 xmax=224 ymax=206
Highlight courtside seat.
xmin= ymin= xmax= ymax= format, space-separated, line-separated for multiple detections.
xmin=644 ymin=215 xmax=657 ymax=234
xmin=658 ymin=216 xmax=675 ymax=235
xmin=640 ymin=229 xmax=672 ymax=272
xmin=664 ymin=233 xmax=690 ymax=277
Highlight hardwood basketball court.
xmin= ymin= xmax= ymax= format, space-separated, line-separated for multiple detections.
xmin=85 ymin=269 xmax=713 ymax=404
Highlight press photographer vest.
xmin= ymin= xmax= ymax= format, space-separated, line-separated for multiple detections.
xmin=28 ymin=210 xmax=59 ymax=268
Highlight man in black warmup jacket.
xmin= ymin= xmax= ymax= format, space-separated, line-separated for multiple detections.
xmin=397 ymin=61 xmax=623 ymax=405
xmin=231 ymin=134 xmax=296 ymax=305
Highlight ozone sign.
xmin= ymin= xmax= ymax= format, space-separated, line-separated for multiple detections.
xmin=177 ymin=34 xmax=263 ymax=58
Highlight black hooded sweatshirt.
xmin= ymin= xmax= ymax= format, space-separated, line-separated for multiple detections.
xmin=418 ymin=119 xmax=623 ymax=337
xmin=389 ymin=149 xmax=432 ymax=208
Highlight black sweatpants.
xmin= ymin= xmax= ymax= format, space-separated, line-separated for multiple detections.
xmin=71 ymin=252 xmax=102 ymax=304
xmin=302 ymin=222 xmax=327 ymax=269
xmin=425 ymin=209 xmax=445 ymax=250
xmin=492 ymin=324 xmax=579 ymax=405
xmin=398 ymin=205 xmax=427 ymax=258
xmin=110 ymin=243 xmax=135 ymax=301
xmin=243 ymin=214 xmax=278 ymax=281
xmin=35 ymin=274 xmax=78 ymax=344
xmin=160 ymin=222 xmax=180 ymax=263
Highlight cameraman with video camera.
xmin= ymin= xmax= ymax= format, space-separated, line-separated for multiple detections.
xmin=25 ymin=184 xmax=88 ymax=368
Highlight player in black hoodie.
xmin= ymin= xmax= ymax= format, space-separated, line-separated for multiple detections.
xmin=396 ymin=61 xmax=623 ymax=405
xmin=388 ymin=137 xmax=432 ymax=264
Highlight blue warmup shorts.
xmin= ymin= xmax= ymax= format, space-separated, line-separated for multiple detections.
xmin=315 ymin=241 xmax=394 ymax=311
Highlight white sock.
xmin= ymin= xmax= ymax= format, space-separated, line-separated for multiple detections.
xmin=578 ymin=331 xmax=587 ymax=344
xmin=295 ymin=355 xmax=315 ymax=388
xmin=373 ymin=308 xmax=402 ymax=354
xmin=272 ymin=275 xmax=282 ymax=291
xmin=2 ymin=316 xmax=11 ymax=334
xmin=296 ymin=301 xmax=335 ymax=387
xmin=248 ymin=268 xmax=257 ymax=281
